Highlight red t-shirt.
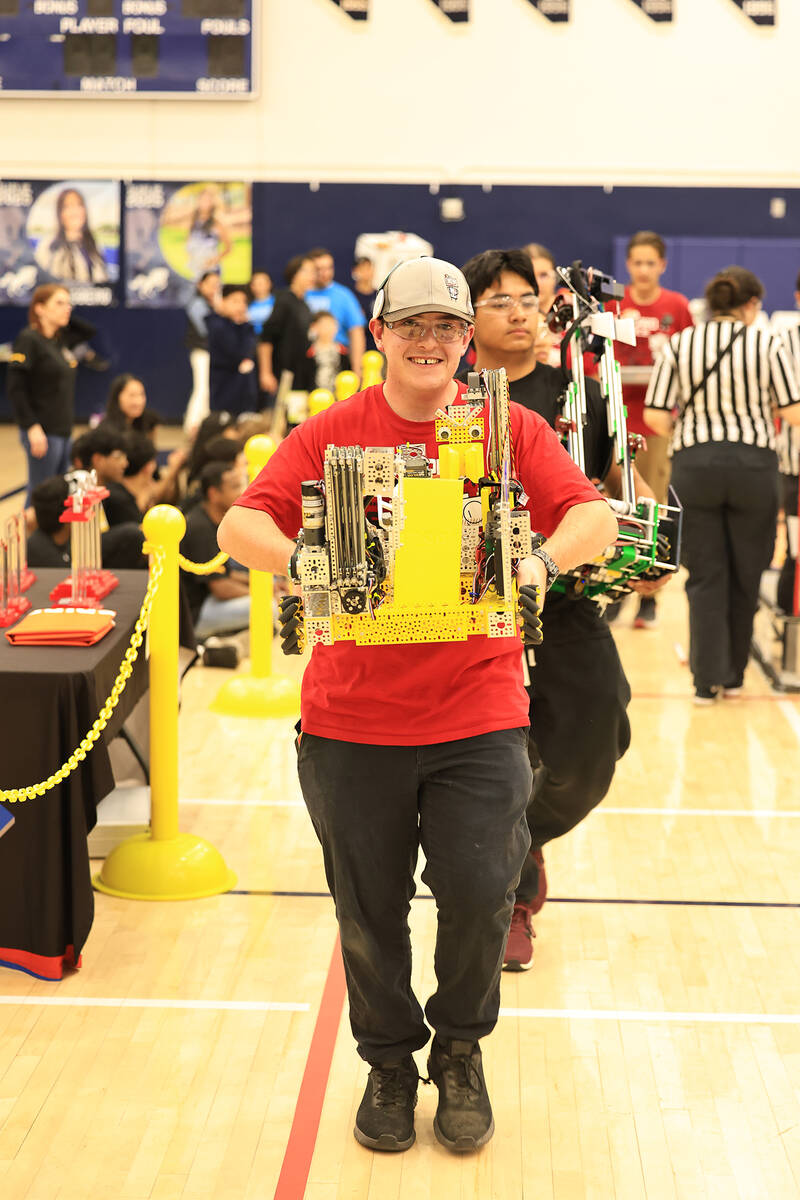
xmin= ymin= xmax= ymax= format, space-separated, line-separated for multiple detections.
xmin=235 ymin=383 xmax=600 ymax=746
xmin=615 ymin=287 xmax=694 ymax=435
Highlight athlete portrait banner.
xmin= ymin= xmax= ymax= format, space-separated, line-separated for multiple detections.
xmin=329 ymin=0 xmax=369 ymax=18
xmin=124 ymin=181 xmax=252 ymax=309
xmin=629 ymin=0 xmax=674 ymax=20
xmin=524 ymin=0 xmax=570 ymax=21
xmin=430 ymin=0 xmax=470 ymax=22
xmin=0 ymin=179 xmax=119 ymax=307
xmin=729 ymin=0 xmax=776 ymax=25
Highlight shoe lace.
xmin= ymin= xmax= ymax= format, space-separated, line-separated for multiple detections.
xmin=439 ymin=1051 xmax=484 ymax=1100
xmin=371 ymin=1065 xmax=417 ymax=1108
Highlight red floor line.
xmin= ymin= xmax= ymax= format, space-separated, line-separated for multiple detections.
xmin=273 ymin=935 xmax=347 ymax=1200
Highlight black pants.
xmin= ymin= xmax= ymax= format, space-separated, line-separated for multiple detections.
xmin=778 ymin=474 xmax=799 ymax=616
xmin=671 ymin=443 xmax=779 ymax=691
xmin=516 ymin=605 xmax=631 ymax=905
xmin=297 ymin=728 xmax=532 ymax=1065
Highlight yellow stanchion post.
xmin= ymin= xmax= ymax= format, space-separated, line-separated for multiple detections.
xmin=308 ymin=388 xmax=335 ymax=417
xmin=360 ymin=350 xmax=384 ymax=388
xmin=210 ymin=435 xmax=302 ymax=719
xmin=334 ymin=370 xmax=360 ymax=402
xmin=94 ymin=505 xmax=236 ymax=900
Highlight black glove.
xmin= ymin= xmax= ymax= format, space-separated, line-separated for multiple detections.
xmin=518 ymin=584 xmax=543 ymax=647
xmin=279 ymin=594 xmax=304 ymax=655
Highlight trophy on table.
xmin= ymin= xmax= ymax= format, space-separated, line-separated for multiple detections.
xmin=0 ymin=516 xmax=33 ymax=628
xmin=49 ymin=471 xmax=119 ymax=606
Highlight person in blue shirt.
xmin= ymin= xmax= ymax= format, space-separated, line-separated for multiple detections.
xmin=304 ymin=247 xmax=366 ymax=375
xmin=206 ymin=284 xmax=258 ymax=416
xmin=247 ymin=269 xmax=275 ymax=335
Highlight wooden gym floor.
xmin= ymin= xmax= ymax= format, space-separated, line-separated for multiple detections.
xmin=1 ymin=426 xmax=800 ymax=1198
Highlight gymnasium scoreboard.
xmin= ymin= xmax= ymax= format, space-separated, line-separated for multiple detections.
xmin=0 ymin=1 xmax=256 ymax=97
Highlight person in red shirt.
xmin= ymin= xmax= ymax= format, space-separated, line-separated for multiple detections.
xmin=218 ymin=257 xmax=617 ymax=1156
xmin=613 ymin=230 xmax=693 ymax=628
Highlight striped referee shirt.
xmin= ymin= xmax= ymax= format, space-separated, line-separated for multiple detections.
xmin=776 ymin=318 xmax=800 ymax=476
xmin=644 ymin=319 xmax=800 ymax=454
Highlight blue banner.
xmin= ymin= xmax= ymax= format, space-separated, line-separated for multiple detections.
xmin=524 ymin=0 xmax=570 ymax=21
xmin=125 ymin=181 xmax=252 ymax=309
xmin=730 ymin=0 xmax=776 ymax=24
xmin=629 ymin=0 xmax=674 ymax=20
xmin=430 ymin=0 xmax=470 ymax=22
xmin=0 ymin=180 xmax=119 ymax=307
xmin=0 ymin=3 xmax=255 ymax=97
xmin=330 ymin=0 xmax=369 ymax=18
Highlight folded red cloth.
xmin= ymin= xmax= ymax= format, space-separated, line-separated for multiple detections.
xmin=4 ymin=608 xmax=116 ymax=647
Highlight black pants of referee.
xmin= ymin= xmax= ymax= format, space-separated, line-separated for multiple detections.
xmin=297 ymin=727 xmax=532 ymax=1065
xmin=671 ymin=443 xmax=780 ymax=691
xmin=516 ymin=604 xmax=632 ymax=906
xmin=778 ymin=474 xmax=799 ymax=616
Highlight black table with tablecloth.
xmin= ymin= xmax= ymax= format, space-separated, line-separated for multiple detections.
xmin=0 ymin=569 xmax=149 ymax=980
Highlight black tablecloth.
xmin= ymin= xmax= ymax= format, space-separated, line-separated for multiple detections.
xmin=0 ymin=569 xmax=149 ymax=980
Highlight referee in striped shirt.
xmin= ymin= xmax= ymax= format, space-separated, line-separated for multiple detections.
xmin=644 ymin=266 xmax=800 ymax=703
xmin=777 ymin=282 xmax=800 ymax=614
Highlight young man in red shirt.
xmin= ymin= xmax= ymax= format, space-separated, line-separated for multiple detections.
xmin=615 ymin=230 xmax=693 ymax=627
xmin=218 ymin=258 xmax=617 ymax=1155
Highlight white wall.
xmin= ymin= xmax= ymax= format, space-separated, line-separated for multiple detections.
xmin=2 ymin=0 xmax=798 ymax=187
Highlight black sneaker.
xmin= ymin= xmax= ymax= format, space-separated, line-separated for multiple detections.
xmin=354 ymin=1055 xmax=418 ymax=1152
xmin=427 ymin=1039 xmax=494 ymax=1152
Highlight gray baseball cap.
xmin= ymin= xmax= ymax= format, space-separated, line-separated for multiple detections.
xmin=372 ymin=256 xmax=474 ymax=324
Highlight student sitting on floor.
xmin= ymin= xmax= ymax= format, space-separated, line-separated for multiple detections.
xmin=180 ymin=460 xmax=250 ymax=639
xmin=27 ymin=475 xmax=146 ymax=570
xmin=71 ymin=426 xmax=141 ymax=527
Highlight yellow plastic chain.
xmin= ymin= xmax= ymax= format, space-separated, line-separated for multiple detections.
xmin=177 ymin=550 xmax=229 ymax=575
xmin=0 ymin=551 xmax=164 ymax=804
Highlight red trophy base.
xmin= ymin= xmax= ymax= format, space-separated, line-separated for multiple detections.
xmin=50 ymin=571 xmax=119 ymax=607
xmin=0 ymin=596 xmax=32 ymax=628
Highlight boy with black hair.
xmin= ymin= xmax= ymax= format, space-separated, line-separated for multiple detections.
xmin=71 ymin=425 xmax=141 ymax=527
xmin=28 ymin=476 xmax=72 ymax=567
xmin=180 ymin=460 xmax=249 ymax=636
xmin=206 ymin=284 xmax=258 ymax=416
xmin=462 ymin=247 xmax=668 ymax=971
xmin=28 ymin=474 xmax=146 ymax=570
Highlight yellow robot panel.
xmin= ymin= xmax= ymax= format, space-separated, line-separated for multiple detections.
xmin=393 ymin=477 xmax=463 ymax=610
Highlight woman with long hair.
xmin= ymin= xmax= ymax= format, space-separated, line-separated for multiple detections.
xmin=644 ymin=266 xmax=800 ymax=702
xmin=35 ymin=187 xmax=108 ymax=283
xmin=104 ymin=373 xmax=161 ymax=436
xmin=102 ymin=374 xmax=186 ymax=505
xmin=7 ymin=284 xmax=76 ymax=501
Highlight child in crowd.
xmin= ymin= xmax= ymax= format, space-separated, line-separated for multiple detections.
xmin=307 ymin=309 xmax=347 ymax=392
xmin=206 ymin=284 xmax=258 ymax=416
xmin=247 ymin=270 xmax=275 ymax=334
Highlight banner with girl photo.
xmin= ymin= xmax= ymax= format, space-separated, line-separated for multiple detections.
xmin=0 ymin=179 xmax=119 ymax=306
xmin=124 ymin=181 xmax=252 ymax=308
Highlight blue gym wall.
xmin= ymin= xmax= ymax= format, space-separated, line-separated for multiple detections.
xmin=1 ymin=181 xmax=799 ymax=424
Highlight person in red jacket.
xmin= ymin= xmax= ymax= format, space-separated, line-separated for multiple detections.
xmin=614 ymin=230 xmax=693 ymax=628
xmin=218 ymin=257 xmax=617 ymax=1157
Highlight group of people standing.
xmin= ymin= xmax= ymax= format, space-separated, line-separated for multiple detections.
xmin=181 ymin=247 xmax=373 ymax=434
